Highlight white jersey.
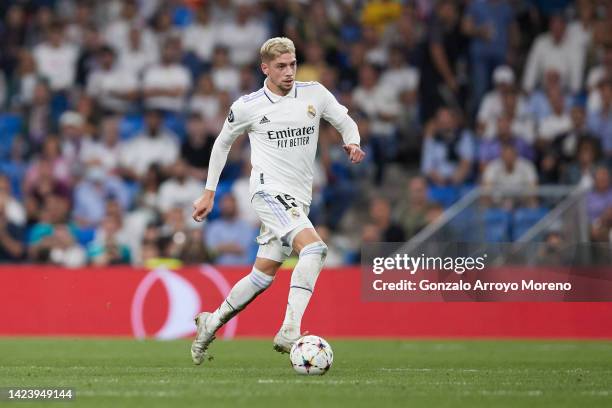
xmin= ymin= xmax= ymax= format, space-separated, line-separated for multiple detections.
xmin=205 ymin=79 xmax=360 ymax=205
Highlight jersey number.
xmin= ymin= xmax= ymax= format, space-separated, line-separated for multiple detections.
xmin=275 ymin=194 xmax=298 ymax=210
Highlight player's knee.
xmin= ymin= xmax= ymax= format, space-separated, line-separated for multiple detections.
xmin=298 ymin=241 xmax=328 ymax=263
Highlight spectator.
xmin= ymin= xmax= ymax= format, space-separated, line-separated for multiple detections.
xmin=24 ymin=136 xmax=72 ymax=194
xmin=45 ymin=224 xmax=87 ymax=268
xmin=87 ymin=213 xmax=131 ymax=265
xmin=104 ymin=0 xmax=155 ymax=55
xmin=0 ymin=201 xmax=25 ymax=262
xmin=188 ymin=74 xmax=220 ymax=121
xmin=295 ymin=42 xmax=328 ymax=83
xmin=217 ymin=4 xmax=268 ymax=67
xmin=32 ymin=22 xmax=78 ymax=92
xmin=86 ymin=46 xmax=139 ymax=114
xmin=352 ymin=64 xmax=399 ymax=138
xmin=419 ymin=0 xmax=467 ymax=122
xmin=537 ymin=86 xmax=572 ymax=144
xmin=0 ymin=174 xmax=26 ymax=227
xmin=210 ymin=46 xmax=240 ymax=94
xmin=181 ymin=228 xmax=214 ymax=265
xmin=28 ymin=194 xmax=82 ymax=265
xmin=142 ymin=37 xmax=191 ymax=113
xmin=24 ymin=80 xmax=53 ymax=147
xmin=421 ymin=107 xmax=476 ymax=187
xmin=482 ymin=142 xmax=538 ymax=191
xmin=157 ymin=158 xmax=203 ymax=224
xmin=8 ymin=50 xmax=38 ymax=109
xmin=378 ymin=46 xmax=420 ymax=101
xmin=522 ymin=13 xmax=583 ymax=94
xmin=552 ymin=104 xmax=599 ymax=165
xmin=0 ymin=4 xmax=27 ymax=79
xmin=59 ymin=111 xmax=89 ymax=164
xmin=74 ymin=23 xmax=104 ymax=88
xmin=79 ymin=115 xmax=123 ymax=173
xmin=205 ymin=194 xmax=255 ymax=265
xmin=462 ymin=0 xmax=517 ymax=108
xmin=587 ymin=79 xmax=612 ymax=161
xmin=493 ymin=87 xmax=535 ymax=144
xmin=562 ymin=137 xmax=601 ymax=189
xmin=477 ymin=66 xmax=520 ymax=134
xmin=586 ymin=46 xmax=612 ymax=114
xmin=396 ymin=176 xmax=437 ymax=239
xmin=479 ymin=114 xmax=534 ymax=171
xmin=586 ymin=166 xmax=612 ymax=223
xmin=72 ymin=166 xmax=130 ymax=227
xmin=117 ymin=24 xmax=158 ymax=76
xmin=567 ymin=0 xmax=596 ymax=69
xmin=181 ymin=112 xmax=215 ymax=180
xmin=183 ymin=6 xmax=218 ymax=66
xmin=369 ymin=197 xmax=405 ymax=242
xmin=118 ymin=109 xmax=179 ymax=179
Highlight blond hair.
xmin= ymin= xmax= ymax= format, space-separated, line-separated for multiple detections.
xmin=260 ymin=37 xmax=296 ymax=62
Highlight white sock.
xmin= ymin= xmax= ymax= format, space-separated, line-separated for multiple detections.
xmin=209 ymin=267 xmax=274 ymax=331
xmin=281 ymin=241 xmax=328 ymax=337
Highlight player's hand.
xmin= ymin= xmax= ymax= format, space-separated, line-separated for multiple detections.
xmin=343 ymin=144 xmax=365 ymax=164
xmin=192 ymin=189 xmax=215 ymax=222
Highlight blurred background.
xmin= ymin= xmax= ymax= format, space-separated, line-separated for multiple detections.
xmin=0 ymin=0 xmax=610 ymax=269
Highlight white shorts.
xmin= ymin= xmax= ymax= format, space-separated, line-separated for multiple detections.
xmin=251 ymin=190 xmax=313 ymax=263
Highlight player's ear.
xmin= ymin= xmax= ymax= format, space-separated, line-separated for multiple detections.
xmin=261 ymin=62 xmax=268 ymax=76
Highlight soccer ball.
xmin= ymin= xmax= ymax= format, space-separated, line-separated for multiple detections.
xmin=289 ymin=335 xmax=333 ymax=375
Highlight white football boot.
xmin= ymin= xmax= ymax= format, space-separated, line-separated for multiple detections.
xmin=191 ymin=312 xmax=216 ymax=365
xmin=273 ymin=327 xmax=303 ymax=354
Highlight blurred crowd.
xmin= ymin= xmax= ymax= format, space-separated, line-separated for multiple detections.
xmin=0 ymin=0 xmax=611 ymax=267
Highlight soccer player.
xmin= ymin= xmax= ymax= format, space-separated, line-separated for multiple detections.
xmin=190 ymin=37 xmax=365 ymax=365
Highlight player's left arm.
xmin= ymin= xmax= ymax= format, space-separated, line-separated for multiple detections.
xmin=319 ymin=84 xmax=365 ymax=164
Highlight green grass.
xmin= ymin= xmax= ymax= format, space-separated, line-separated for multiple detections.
xmin=1 ymin=338 xmax=612 ymax=407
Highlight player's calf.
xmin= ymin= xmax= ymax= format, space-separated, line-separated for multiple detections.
xmin=274 ymin=241 xmax=327 ymax=352
xmin=191 ymin=268 xmax=275 ymax=364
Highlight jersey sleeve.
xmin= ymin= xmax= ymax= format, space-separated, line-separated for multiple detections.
xmin=319 ymin=83 xmax=361 ymax=146
xmin=204 ymin=100 xmax=251 ymax=191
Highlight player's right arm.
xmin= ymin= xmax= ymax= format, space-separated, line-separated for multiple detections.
xmin=192 ymin=101 xmax=250 ymax=222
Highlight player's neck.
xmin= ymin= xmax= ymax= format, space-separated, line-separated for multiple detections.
xmin=265 ymin=78 xmax=291 ymax=97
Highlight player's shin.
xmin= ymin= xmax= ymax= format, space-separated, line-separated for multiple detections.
xmin=281 ymin=241 xmax=328 ymax=337
xmin=208 ymin=267 xmax=274 ymax=330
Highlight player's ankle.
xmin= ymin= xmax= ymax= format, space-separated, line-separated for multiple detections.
xmin=280 ymin=324 xmax=300 ymax=338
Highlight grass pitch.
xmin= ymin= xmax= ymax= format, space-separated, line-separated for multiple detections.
xmin=1 ymin=338 xmax=611 ymax=407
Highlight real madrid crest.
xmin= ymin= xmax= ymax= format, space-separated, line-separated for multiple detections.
xmin=289 ymin=208 xmax=301 ymax=219
xmin=307 ymin=105 xmax=316 ymax=119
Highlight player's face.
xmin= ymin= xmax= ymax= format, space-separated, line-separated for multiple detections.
xmin=262 ymin=53 xmax=297 ymax=94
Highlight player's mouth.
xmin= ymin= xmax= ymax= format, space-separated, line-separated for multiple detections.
xmin=283 ymin=79 xmax=294 ymax=86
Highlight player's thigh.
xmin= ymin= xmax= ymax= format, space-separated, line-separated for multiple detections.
xmin=251 ymin=191 xmax=313 ymax=247
xmin=291 ymin=228 xmax=323 ymax=254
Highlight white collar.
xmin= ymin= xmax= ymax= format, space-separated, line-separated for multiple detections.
xmin=263 ymin=78 xmax=297 ymax=103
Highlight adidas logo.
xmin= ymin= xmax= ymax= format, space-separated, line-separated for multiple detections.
xmin=260 ymin=116 xmax=270 ymax=124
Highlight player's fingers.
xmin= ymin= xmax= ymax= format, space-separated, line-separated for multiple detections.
xmin=192 ymin=207 xmax=205 ymax=222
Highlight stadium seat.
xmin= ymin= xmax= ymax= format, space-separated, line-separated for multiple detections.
xmin=511 ymin=207 xmax=548 ymax=241
xmin=74 ymin=227 xmax=96 ymax=246
xmin=119 ymin=114 xmax=144 ymax=140
xmin=428 ymin=185 xmax=460 ymax=208
xmin=163 ymin=113 xmax=186 ymax=141
xmin=207 ymin=180 xmax=234 ymax=221
xmin=0 ymin=114 xmax=22 ymax=159
xmin=484 ymin=208 xmax=511 ymax=242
